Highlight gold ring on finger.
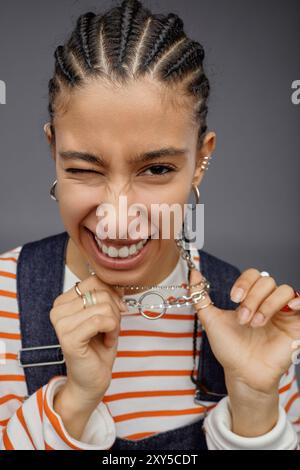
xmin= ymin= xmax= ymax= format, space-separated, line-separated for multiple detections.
xmin=196 ymin=299 xmax=214 ymax=310
xmin=75 ymin=282 xmax=83 ymax=298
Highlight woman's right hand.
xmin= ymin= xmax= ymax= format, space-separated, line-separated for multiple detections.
xmin=49 ymin=274 xmax=126 ymax=438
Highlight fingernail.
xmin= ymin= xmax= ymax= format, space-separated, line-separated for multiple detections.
xmin=288 ymin=298 xmax=300 ymax=310
xmin=231 ymin=287 xmax=244 ymax=303
xmin=238 ymin=307 xmax=251 ymax=325
xmin=251 ymin=312 xmax=265 ymax=327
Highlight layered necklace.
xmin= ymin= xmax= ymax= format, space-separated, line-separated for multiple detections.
xmin=88 ymin=238 xmax=211 ymax=320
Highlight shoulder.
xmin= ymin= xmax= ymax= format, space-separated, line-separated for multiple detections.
xmin=0 ymin=244 xmax=23 ymax=276
xmin=199 ymin=248 xmax=241 ymax=275
xmin=0 ymin=231 xmax=68 ymax=279
xmin=15 ymin=231 xmax=69 ymax=252
xmin=196 ymin=248 xmax=242 ymax=309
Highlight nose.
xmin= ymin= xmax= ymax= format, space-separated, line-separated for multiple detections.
xmin=95 ymin=197 xmax=150 ymax=242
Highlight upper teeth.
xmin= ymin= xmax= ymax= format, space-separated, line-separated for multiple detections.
xmin=94 ymin=236 xmax=148 ymax=258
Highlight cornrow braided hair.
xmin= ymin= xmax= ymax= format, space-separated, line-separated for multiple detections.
xmin=47 ymin=0 xmax=210 ymax=389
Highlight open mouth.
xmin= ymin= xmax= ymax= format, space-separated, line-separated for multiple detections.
xmin=94 ymin=234 xmax=150 ymax=259
xmin=84 ymin=227 xmax=152 ymax=270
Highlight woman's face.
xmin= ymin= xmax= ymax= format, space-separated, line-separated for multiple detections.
xmin=45 ymin=76 xmax=216 ymax=288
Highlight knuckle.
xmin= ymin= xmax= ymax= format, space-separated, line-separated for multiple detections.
xmin=241 ymin=294 xmax=256 ymax=309
xmin=100 ymin=301 xmax=113 ymax=313
xmin=55 ymin=317 xmax=67 ymax=336
xmin=91 ymin=314 xmax=103 ymax=326
xmin=98 ymin=290 xmax=112 ymax=302
xmin=108 ymin=318 xmax=119 ymax=331
xmin=262 ymin=276 xmax=276 ymax=288
xmin=49 ymin=307 xmax=57 ymax=325
xmin=53 ymin=295 xmax=64 ymax=307
xmin=60 ymin=333 xmax=73 ymax=354
xmin=260 ymin=298 xmax=274 ymax=312
xmin=102 ymin=315 xmax=118 ymax=330
xmin=244 ymin=268 xmax=261 ymax=277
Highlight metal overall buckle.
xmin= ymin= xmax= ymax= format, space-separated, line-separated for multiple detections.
xmin=17 ymin=344 xmax=65 ymax=368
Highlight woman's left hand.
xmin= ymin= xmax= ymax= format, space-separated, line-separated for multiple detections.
xmin=189 ymin=267 xmax=300 ymax=436
xmin=190 ymin=267 xmax=300 ymax=392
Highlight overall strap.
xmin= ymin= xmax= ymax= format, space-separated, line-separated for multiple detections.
xmin=17 ymin=231 xmax=69 ymax=396
xmin=193 ymin=249 xmax=241 ymax=403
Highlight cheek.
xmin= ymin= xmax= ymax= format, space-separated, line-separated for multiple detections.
xmin=58 ymin=183 xmax=97 ymax=228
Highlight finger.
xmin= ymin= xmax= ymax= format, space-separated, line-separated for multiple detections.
xmin=56 ymin=302 xmax=121 ymax=337
xmin=236 ymin=275 xmax=277 ymax=326
xmin=286 ymin=293 xmax=300 ymax=313
xmin=51 ymin=290 xmax=123 ymax=326
xmin=54 ymin=274 xmax=126 ymax=311
xmin=189 ymin=268 xmax=219 ymax=329
xmin=62 ymin=314 xmax=120 ymax=354
xmin=230 ymin=268 xmax=262 ymax=304
xmin=249 ymin=284 xmax=297 ymax=327
xmin=54 ymin=274 xmax=97 ymax=305
xmin=89 ymin=272 xmax=126 ymax=306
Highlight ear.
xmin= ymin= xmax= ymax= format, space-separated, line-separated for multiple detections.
xmin=192 ymin=131 xmax=217 ymax=187
xmin=43 ymin=122 xmax=56 ymax=161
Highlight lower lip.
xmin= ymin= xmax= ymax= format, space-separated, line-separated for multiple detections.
xmin=84 ymin=228 xmax=152 ymax=270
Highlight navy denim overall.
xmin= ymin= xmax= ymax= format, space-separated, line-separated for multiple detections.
xmin=16 ymin=231 xmax=241 ymax=450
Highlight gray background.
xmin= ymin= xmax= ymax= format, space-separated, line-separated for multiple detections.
xmin=0 ymin=3 xmax=299 ymax=289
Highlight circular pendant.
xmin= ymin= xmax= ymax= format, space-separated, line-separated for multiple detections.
xmin=138 ymin=291 xmax=167 ymax=320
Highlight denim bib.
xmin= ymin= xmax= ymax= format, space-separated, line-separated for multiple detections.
xmin=16 ymin=231 xmax=240 ymax=450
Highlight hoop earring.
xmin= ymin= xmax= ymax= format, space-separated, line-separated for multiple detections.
xmin=50 ymin=179 xmax=58 ymax=202
xmin=179 ymin=184 xmax=200 ymax=243
xmin=190 ymin=184 xmax=200 ymax=211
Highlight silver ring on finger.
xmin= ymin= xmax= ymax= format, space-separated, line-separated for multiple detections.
xmin=91 ymin=290 xmax=97 ymax=306
xmin=260 ymin=271 xmax=270 ymax=277
xmin=82 ymin=290 xmax=96 ymax=308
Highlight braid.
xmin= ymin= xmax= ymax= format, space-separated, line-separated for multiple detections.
xmin=54 ymin=45 xmax=78 ymax=85
xmin=118 ymin=0 xmax=140 ymax=66
xmin=161 ymin=41 xmax=205 ymax=80
xmin=77 ymin=12 xmax=96 ymax=69
xmin=141 ymin=13 xmax=185 ymax=71
xmin=48 ymin=78 xmax=59 ymax=120
xmin=48 ymin=0 xmax=210 ymax=153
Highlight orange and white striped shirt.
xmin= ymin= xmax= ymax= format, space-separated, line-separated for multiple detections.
xmin=0 ymin=243 xmax=300 ymax=450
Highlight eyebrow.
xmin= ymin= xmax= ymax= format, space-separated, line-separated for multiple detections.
xmin=59 ymin=147 xmax=188 ymax=167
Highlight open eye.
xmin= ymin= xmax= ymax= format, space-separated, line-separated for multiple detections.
xmin=141 ymin=164 xmax=176 ymax=177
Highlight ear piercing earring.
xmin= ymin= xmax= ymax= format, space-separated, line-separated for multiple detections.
xmin=201 ymin=154 xmax=212 ymax=171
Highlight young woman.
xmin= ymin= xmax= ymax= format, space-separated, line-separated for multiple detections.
xmin=1 ymin=0 xmax=300 ymax=450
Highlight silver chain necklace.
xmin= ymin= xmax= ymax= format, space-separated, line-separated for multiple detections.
xmin=88 ymin=238 xmax=211 ymax=320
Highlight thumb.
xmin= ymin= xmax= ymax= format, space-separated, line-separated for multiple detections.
xmin=189 ymin=267 xmax=219 ymax=329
